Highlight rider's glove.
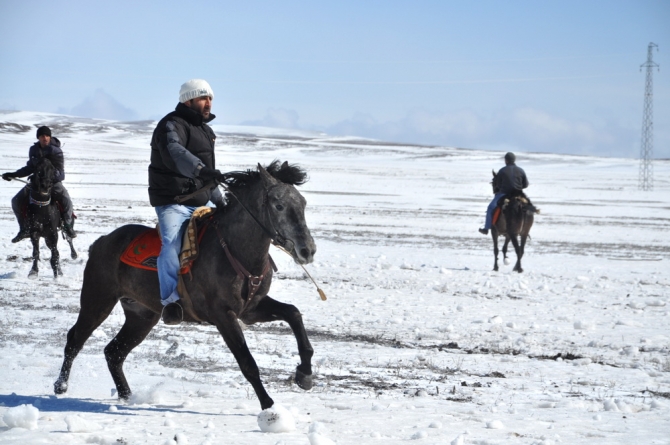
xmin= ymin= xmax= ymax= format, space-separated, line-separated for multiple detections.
xmin=2 ymin=172 xmax=16 ymax=181
xmin=198 ymin=166 xmax=224 ymax=182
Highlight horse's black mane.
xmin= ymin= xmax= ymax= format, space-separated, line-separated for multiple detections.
xmin=222 ymin=160 xmax=308 ymax=190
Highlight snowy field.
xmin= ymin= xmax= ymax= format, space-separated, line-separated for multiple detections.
xmin=0 ymin=110 xmax=669 ymax=445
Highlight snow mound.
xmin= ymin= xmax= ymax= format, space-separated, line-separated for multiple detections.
xmin=3 ymin=404 xmax=39 ymax=430
xmin=65 ymin=414 xmax=102 ymax=432
xmin=257 ymin=404 xmax=295 ymax=433
xmin=308 ymin=432 xmax=336 ymax=445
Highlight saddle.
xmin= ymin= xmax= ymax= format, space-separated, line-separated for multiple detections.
xmin=120 ymin=206 xmax=215 ymax=275
xmin=493 ymin=191 xmax=534 ymax=225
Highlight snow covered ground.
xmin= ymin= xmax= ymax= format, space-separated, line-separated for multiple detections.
xmin=0 ymin=110 xmax=669 ymax=445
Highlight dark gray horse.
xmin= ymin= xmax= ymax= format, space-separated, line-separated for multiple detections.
xmin=54 ymin=161 xmax=317 ymax=410
xmin=490 ymin=170 xmax=539 ymax=273
xmin=25 ymin=158 xmax=77 ymax=278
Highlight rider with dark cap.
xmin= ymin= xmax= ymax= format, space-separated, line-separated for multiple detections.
xmin=479 ymin=152 xmax=528 ymax=235
xmin=2 ymin=126 xmax=76 ymax=242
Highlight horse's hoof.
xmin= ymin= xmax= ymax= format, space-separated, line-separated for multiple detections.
xmin=260 ymin=398 xmax=275 ymax=410
xmin=117 ymin=389 xmax=132 ymax=401
xmin=54 ymin=380 xmax=68 ymax=394
xmin=28 ymin=271 xmax=38 ymax=279
xmin=71 ymin=252 xmax=78 ymax=260
xmin=295 ymin=368 xmax=313 ymax=390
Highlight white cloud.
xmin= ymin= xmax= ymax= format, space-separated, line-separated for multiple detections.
xmin=323 ymin=107 xmax=639 ymax=157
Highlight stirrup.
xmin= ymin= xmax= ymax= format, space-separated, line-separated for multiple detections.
xmin=161 ymin=302 xmax=183 ymax=325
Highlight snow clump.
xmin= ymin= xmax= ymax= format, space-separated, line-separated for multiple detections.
xmin=257 ymin=404 xmax=295 ymax=433
xmin=3 ymin=404 xmax=39 ymax=430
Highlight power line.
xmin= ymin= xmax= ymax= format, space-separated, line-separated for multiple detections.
xmin=639 ymin=43 xmax=659 ymax=191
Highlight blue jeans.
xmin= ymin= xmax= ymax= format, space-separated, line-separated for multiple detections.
xmin=484 ymin=192 xmax=506 ymax=230
xmin=155 ymin=203 xmax=213 ymax=305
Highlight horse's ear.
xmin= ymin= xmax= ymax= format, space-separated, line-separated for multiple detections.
xmin=257 ymin=163 xmax=277 ymax=187
xmin=281 ymin=161 xmax=289 ymax=170
xmin=492 ymin=169 xmax=496 ymax=177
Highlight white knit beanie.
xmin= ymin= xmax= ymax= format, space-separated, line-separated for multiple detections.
xmin=179 ymin=79 xmax=214 ymax=103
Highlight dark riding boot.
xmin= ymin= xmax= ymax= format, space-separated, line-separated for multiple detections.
xmin=478 ymin=228 xmax=489 ymax=235
xmin=62 ymin=220 xmax=77 ymax=238
xmin=12 ymin=227 xmax=30 ymax=243
xmin=162 ymin=302 xmax=183 ymax=325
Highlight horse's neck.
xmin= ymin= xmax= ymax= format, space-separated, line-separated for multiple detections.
xmin=217 ymin=196 xmax=273 ymax=271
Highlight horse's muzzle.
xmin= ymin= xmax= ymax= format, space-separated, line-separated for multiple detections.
xmin=293 ymin=236 xmax=316 ymax=265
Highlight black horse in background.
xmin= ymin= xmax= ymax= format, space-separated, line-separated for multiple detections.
xmin=489 ymin=170 xmax=539 ymax=273
xmin=24 ymin=158 xmax=77 ymax=278
xmin=54 ymin=161 xmax=317 ymax=410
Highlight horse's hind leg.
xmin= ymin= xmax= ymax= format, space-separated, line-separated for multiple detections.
xmin=214 ymin=309 xmax=274 ymax=410
xmin=510 ymin=234 xmax=523 ymax=273
xmin=242 ymin=296 xmax=314 ymax=390
xmin=54 ymin=279 xmax=119 ymax=395
xmin=104 ymin=299 xmax=160 ymax=400
xmin=502 ymin=237 xmax=511 ymax=266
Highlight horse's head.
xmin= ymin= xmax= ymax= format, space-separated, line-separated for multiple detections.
xmin=224 ymin=160 xmax=316 ymax=265
xmin=30 ymin=158 xmax=56 ymax=198
xmin=491 ymin=169 xmax=500 ymax=194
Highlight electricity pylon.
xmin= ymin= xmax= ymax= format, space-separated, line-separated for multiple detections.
xmin=639 ymin=43 xmax=659 ymax=191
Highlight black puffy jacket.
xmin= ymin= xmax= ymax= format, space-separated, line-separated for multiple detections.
xmin=148 ymin=103 xmax=217 ymax=206
xmin=495 ymin=163 xmax=528 ymax=194
xmin=14 ymin=137 xmax=65 ymax=183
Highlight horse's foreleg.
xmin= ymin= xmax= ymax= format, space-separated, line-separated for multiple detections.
xmin=29 ymin=235 xmax=40 ymax=278
xmin=215 ymin=309 xmax=274 ymax=410
xmin=67 ymin=237 xmax=78 ymax=260
xmin=55 ymin=277 xmax=119 ymax=395
xmin=242 ymin=296 xmax=314 ymax=390
xmin=510 ymin=234 xmax=523 ymax=273
xmin=104 ymin=300 xmax=160 ymax=400
xmin=45 ymin=233 xmax=61 ymax=278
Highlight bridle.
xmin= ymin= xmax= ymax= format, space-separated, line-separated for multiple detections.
xmin=28 ymin=174 xmax=53 ymax=207
xmin=219 ymin=181 xmax=293 ymax=252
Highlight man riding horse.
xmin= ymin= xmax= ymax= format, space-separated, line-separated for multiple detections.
xmin=2 ymin=126 xmax=76 ymax=241
xmin=479 ymin=152 xmax=528 ymax=235
xmin=149 ymin=79 xmax=227 ymax=325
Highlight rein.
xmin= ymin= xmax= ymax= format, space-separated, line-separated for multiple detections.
xmin=219 ymin=182 xmax=289 ymax=249
xmin=175 ymin=180 xmax=289 ymax=248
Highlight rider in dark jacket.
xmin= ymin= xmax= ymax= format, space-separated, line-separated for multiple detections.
xmin=150 ymin=79 xmax=226 ymax=325
xmin=479 ymin=152 xmax=528 ymax=235
xmin=2 ymin=126 xmax=76 ymax=242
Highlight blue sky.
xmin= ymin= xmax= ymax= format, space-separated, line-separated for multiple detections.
xmin=1 ymin=0 xmax=669 ymax=157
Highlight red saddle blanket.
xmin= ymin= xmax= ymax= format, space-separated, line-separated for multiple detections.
xmin=120 ymin=209 xmax=214 ymax=274
xmin=120 ymin=229 xmax=166 ymax=272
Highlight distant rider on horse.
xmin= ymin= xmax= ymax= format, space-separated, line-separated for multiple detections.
xmin=2 ymin=125 xmax=76 ymax=242
xmin=479 ymin=152 xmax=528 ymax=235
xmin=149 ymin=79 xmax=227 ymax=325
